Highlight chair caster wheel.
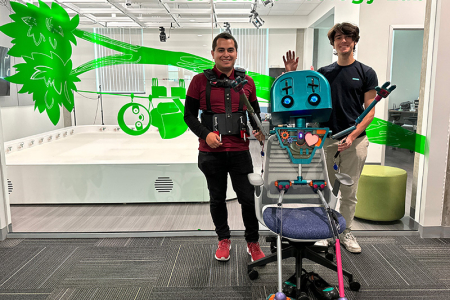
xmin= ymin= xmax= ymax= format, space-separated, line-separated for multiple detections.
xmin=325 ymin=253 xmax=334 ymax=261
xmin=248 ymin=269 xmax=258 ymax=280
xmin=349 ymin=281 xmax=361 ymax=291
xmin=297 ymin=292 xmax=310 ymax=300
xmin=270 ymin=245 xmax=277 ymax=253
xmin=282 ymin=284 xmax=295 ymax=298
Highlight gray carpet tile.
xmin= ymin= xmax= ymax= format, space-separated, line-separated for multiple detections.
xmin=17 ymin=239 xmax=101 ymax=247
xmin=0 ymin=292 xmax=51 ymax=300
xmin=0 ymin=246 xmax=80 ymax=290
xmin=59 ymin=247 xmax=165 ymax=288
xmin=1 ymin=236 xmax=450 ymax=299
xmin=0 ymin=239 xmax=24 ymax=248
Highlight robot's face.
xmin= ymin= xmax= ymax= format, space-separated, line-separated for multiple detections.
xmin=117 ymin=103 xmax=151 ymax=136
xmin=270 ymin=70 xmax=332 ymax=125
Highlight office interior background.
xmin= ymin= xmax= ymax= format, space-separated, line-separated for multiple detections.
xmin=0 ymin=0 xmax=449 ymax=240
xmin=0 ymin=1 xmax=450 ymax=300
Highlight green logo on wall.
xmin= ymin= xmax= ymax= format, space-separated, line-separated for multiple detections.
xmin=352 ymin=0 xmax=374 ymax=4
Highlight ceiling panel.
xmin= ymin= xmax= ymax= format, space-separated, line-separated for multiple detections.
xmin=20 ymin=0 xmax=325 ymax=28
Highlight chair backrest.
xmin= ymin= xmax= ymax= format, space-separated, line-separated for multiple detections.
xmin=253 ymin=134 xmax=337 ymax=225
xmin=262 ymin=134 xmax=336 ymax=206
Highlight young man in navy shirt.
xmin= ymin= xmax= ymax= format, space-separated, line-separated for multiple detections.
xmin=283 ymin=23 xmax=378 ymax=253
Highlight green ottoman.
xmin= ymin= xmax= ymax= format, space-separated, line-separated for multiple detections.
xmin=355 ymin=165 xmax=407 ymax=221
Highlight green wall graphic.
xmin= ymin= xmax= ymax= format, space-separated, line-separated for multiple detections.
xmin=0 ymin=0 xmax=427 ymax=153
xmin=0 ymin=0 xmax=273 ymax=138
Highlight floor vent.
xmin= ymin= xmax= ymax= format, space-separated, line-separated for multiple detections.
xmin=154 ymin=177 xmax=173 ymax=193
xmin=7 ymin=179 xmax=13 ymax=194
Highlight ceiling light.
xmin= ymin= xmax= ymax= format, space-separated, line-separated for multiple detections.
xmin=224 ymin=22 xmax=232 ymax=34
xmin=249 ymin=1 xmax=264 ymax=29
xmin=250 ymin=14 xmax=264 ymax=29
xmin=261 ymin=0 xmax=273 ymax=7
xmin=198 ymin=34 xmax=203 ymax=37
xmin=190 ymin=19 xmax=195 ymax=22
xmin=159 ymin=27 xmax=166 ymax=42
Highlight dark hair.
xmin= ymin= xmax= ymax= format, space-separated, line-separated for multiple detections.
xmin=212 ymin=32 xmax=238 ymax=51
xmin=327 ymin=22 xmax=360 ymax=54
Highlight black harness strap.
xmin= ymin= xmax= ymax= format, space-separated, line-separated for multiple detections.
xmin=206 ymin=81 xmax=212 ymax=112
xmin=203 ymin=68 xmax=246 ymax=113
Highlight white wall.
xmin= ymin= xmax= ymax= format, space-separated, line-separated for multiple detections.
xmin=1 ymin=106 xmax=64 ymax=142
xmin=268 ymin=29 xmax=297 ymax=68
xmin=418 ymin=0 xmax=450 ymax=234
xmin=0 ymin=108 xmax=11 ymax=239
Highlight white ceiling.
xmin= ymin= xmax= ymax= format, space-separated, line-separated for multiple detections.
xmin=24 ymin=0 xmax=325 ymax=28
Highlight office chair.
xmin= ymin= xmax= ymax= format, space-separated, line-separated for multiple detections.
xmin=247 ymin=70 xmax=360 ymax=300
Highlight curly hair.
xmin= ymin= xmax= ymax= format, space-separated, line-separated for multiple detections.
xmin=327 ymin=22 xmax=360 ymax=54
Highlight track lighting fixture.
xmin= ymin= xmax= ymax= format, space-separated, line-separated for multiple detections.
xmin=249 ymin=2 xmax=265 ymax=29
xmin=261 ymin=0 xmax=273 ymax=7
xmin=159 ymin=27 xmax=166 ymax=42
xmin=224 ymin=22 xmax=232 ymax=34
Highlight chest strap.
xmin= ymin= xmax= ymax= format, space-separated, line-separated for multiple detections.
xmin=204 ymin=68 xmax=246 ymax=113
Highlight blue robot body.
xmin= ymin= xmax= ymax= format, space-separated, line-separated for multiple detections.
xmin=270 ymin=71 xmax=332 ymax=164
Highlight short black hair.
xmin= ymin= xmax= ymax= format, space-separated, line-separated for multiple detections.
xmin=212 ymin=32 xmax=238 ymax=51
xmin=327 ymin=22 xmax=360 ymax=53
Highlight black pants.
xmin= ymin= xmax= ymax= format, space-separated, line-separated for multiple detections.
xmin=198 ymin=150 xmax=259 ymax=242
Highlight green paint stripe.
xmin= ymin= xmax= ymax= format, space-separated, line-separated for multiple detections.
xmin=366 ymin=117 xmax=427 ymax=154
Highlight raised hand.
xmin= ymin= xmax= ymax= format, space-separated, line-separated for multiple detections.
xmin=283 ymin=50 xmax=299 ymax=72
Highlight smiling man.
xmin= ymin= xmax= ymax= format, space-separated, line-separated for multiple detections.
xmin=184 ymin=32 xmax=265 ymax=262
xmin=283 ymin=23 xmax=378 ymax=254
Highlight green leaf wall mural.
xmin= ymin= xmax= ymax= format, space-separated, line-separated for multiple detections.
xmin=0 ymin=0 xmax=273 ymax=139
xmin=0 ymin=0 xmax=427 ymax=153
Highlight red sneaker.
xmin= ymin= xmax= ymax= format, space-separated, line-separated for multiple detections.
xmin=247 ymin=242 xmax=265 ymax=262
xmin=215 ymin=239 xmax=231 ymax=261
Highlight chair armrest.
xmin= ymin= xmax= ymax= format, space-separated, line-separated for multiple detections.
xmin=335 ymin=173 xmax=353 ymax=186
xmin=248 ymin=173 xmax=264 ymax=186
xmin=248 ymin=173 xmax=265 ymax=225
xmin=332 ymin=173 xmax=354 ymax=197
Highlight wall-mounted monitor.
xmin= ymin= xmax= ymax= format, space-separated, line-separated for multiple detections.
xmin=0 ymin=46 xmax=11 ymax=96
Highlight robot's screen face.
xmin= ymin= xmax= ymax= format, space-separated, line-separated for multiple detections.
xmin=270 ymin=71 xmax=332 ymax=124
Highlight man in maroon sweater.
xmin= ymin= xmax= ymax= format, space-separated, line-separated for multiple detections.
xmin=184 ymin=32 xmax=265 ymax=262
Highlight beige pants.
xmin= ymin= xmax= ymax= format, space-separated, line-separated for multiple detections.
xmin=324 ymin=135 xmax=369 ymax=230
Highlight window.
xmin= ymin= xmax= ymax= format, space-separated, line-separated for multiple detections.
xmin=94 ymin=28 xmax=145 ymax=94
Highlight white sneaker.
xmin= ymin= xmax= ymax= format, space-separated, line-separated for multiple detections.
xmin=314 ymin=239 xmax=329 ymax=247
xmin=339 ymin=230 xmax=361 ymax=254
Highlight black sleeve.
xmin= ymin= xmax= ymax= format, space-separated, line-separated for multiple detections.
xmin=183 ymin=95 xmax=211 ymax=140
xmin=248 ymin=99 xmax=262 ymax=131
xmin=364 ymin=67 xmax=378 ymax=93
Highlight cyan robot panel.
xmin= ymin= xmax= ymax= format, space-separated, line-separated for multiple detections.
xmin=270 ymin=70 xmax=332 ymax=164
